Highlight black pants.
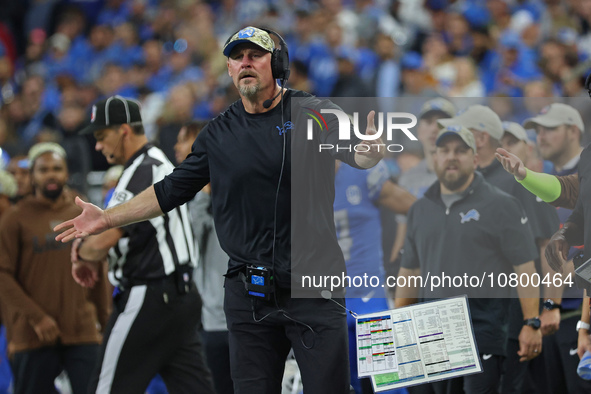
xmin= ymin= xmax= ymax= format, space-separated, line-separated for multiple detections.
xmin=501 ymin=338 xmax=533 ymax=394
xmin=10 ymin=343 xmax=99 ymax=394
xmin=224 ymin=275 xmax=350 ymax=394
xmin=527 ymin=315 xmax=591 ymax=394
xmin=463 ymin=354 xmax=504 ymax=394
xmin=202 ymin=330 xmax=233 ymax=394
xmin=88 ymin=278 xmax=215 ymax=394
xmin=407 ymin=378 xmax=463 ymax=394
xmin=408 ymin=354 xmax=503 ymax=394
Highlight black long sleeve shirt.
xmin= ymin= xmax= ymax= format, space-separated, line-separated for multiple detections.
xmin=154 ymin=89 xmax=362 ymax=291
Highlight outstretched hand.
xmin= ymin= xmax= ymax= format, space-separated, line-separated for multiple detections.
xmin=54 ymin=196 xmax=110 ymax=243
xmin=495 ymin=148 xmax=527 ymax=180
xmin=355 ymin=111 xmax=385 ymax=168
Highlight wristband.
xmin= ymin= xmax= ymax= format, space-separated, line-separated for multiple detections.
xmin=577 ymin=320 xmax=591 ymax=332
xmin=517 ymin=169 xmax=561 ymax=203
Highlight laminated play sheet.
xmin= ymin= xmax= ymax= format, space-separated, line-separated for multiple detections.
xmin=354 ymin=296 xmax=481 ymax=392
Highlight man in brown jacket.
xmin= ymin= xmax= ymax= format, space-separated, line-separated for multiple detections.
xmin=0 ymin=143 xmax=110 ymax=394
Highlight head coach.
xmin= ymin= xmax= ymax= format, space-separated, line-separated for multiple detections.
xmin=55 ymin=27 xmax=384 ymax=393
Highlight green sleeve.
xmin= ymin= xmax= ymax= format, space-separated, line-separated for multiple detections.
xmin=516 ymin=168 xmax=561 ymax=203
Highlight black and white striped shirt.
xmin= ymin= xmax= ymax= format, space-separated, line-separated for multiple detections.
xmin=107 ymin=143 xmax=195 ymax=285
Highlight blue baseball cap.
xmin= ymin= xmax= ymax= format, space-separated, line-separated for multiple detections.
xmin=499 ymin=32 xmax=521 ymax=49
xmin=401 ymin=52 xmax=423 ymax=70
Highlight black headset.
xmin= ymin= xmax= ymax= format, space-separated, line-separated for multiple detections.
xmin=225 ymin=27 xmax=290 ymax=82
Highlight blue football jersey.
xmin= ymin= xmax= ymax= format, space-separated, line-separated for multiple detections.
xmin=334 ymin=161 xmax=389 ymax=297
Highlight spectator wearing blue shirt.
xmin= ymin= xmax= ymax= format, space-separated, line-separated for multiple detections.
xmin=143 ymin=40 xmax=171 ymax=93
xmin=62 ymin=0 xmax=105 ymax=26
xmin=484 ymin=31 xmax=541 ymax=96
xmin=15 ymin=75 xmax=57 ymax=145
xmin=334 ymin=160 xmax=415 ymax=394
xmin=108 ymin=22 xmax=144 ymax=70
xmin=96 ymin=0 xmax=131 ymax=27
xmin=156 ymin=83 xmax=196 ymax=164
xmin=162 ymin=45 xmax=204 ymax=91
xmin=0 ymin=42 xmax=17 ymax=109
xmin=43 ymin=33 xmax=75 ymax=83
xmin=14 ymin=29 xmax=48 ymax=86
xmin=285 ymin=10 xmax=316 ymax=67
xmin=372 ymin=34 xmax=400 ymax=113
xmin=539 ymin=38 xmax=574 ymax=96
xmin=330 ymin=47 xmax=371 ymax=98
xmin=400 ymin=52 xmax=439 ymax=98
xmin=51 ymin=6 xmax=90 ymax=80
xmin=307 ymin=22 xmax=354 ymax=97
xmin=83 ymin=24 xmax=121 ymax=84
xmin=442 ymin=12 xmax=474 ymax=57
xmin=96 ymin=63 xmax=138 ymax=100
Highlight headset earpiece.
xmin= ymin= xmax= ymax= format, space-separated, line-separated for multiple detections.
xmin=261 ymin=28 xmax=290 ymax=82
xmin=266 ymin=29 xmax=290 ymax=81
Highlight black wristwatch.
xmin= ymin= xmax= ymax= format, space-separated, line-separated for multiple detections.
xmin=543 ymin=299 xmax=562 ymax=311
xmin=524 ymin=317 xmax=541 ymax=329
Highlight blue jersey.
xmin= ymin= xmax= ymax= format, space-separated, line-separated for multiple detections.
xmin=334 ymin=161 xmax=389 ymax=297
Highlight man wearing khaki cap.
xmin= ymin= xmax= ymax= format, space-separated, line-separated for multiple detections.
xmin=398 ymin=98 xmax=456 ymax=197
xmin=500 ymin=121 xmax=546 ymax=175
xmin=440 ymin=105 xmax=559 ymax=394
xmin=497 ymin=103 xmax=591 ymax=393
xmin=497 ymin=123 xmax=563 ymax=394
xmin=523 ymin=103 xmax=584 ymax=174
xmin=396 ymin=124 xmax=541 ymax=394
xmin=392 ymin=98 xmax=456 ymax=285
xmin=436 ymin=104 xmax=546 ymax=211
xmin=501 ymin=122 xmax=530 ymax=163
xmin=520 ymin=103 xmax=591 ymax=394
xmin=438 ymin=104 xmax=504 ymax=170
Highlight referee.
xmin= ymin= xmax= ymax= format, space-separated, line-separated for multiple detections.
xmin=70 ymin=96 xmax=214 ymax=393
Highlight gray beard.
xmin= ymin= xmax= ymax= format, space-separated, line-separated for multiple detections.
xmin=239 ymin=83 xmax=260 ymax=99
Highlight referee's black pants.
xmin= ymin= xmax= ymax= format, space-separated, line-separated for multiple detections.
xmin=224 ymin=275 xmax=351 ymax=394
xmin=88 ymin=277 xmax=215 ymax=394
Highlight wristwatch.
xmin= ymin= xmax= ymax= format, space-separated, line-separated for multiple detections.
xmin=576 ymin=320 xmax=591 ymax=332
xmin=543 ymin=299 xmax=562 ymax=311
xmin=523 ymin=317 xmax=541 ymax=329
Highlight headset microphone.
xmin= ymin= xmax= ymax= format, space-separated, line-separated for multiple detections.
xmin=109 ymin=132 xmax=125 ymax=159
xmin=263 ymin=88 xmax=283 ymax=109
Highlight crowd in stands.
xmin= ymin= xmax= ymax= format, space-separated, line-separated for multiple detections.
xmin=0 ymin=0 xmax=591 ymax=187
xmin=2 ymin=1 xmax=591 ymax=393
